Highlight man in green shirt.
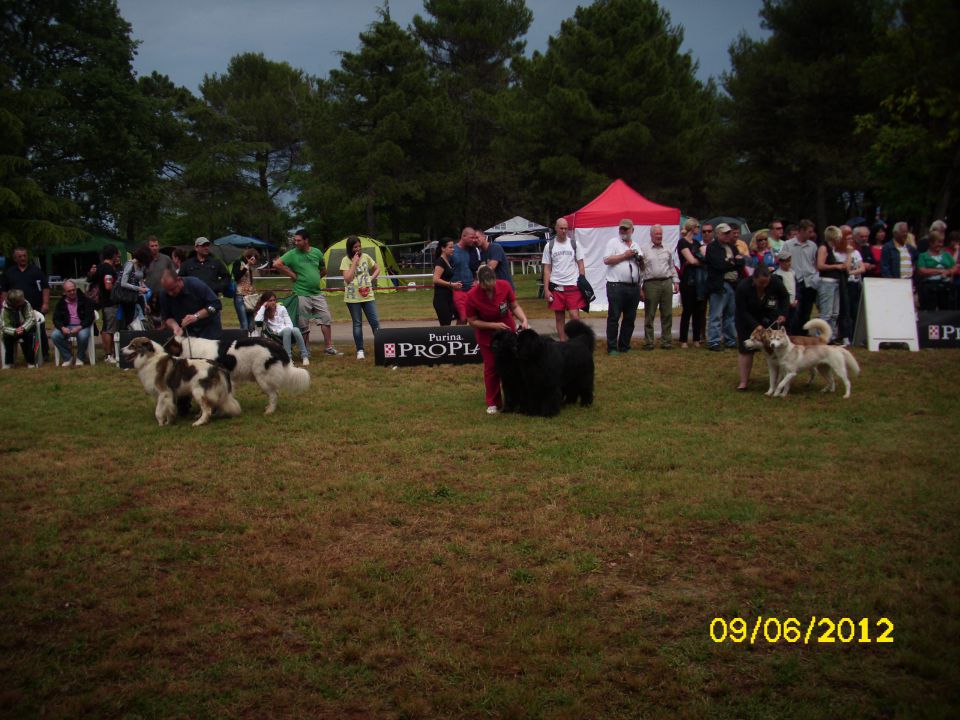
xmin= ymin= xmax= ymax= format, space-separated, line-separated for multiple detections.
xmin=273 ymin=229 xmax=340 ymax=355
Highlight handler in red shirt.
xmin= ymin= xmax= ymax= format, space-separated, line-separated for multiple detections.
xmin=466 ymin=266 xmax=530 ymax=414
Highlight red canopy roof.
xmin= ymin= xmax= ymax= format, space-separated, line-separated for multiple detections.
xmin=564 ymin=179 xmax=680 ymax=229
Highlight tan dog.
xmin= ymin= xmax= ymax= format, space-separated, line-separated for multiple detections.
xmin=743 ymin=318 xmax=832 ymax=396
xmin=767 ymin=322 xmax=860 ymax=399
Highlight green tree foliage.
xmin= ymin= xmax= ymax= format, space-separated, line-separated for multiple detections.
xmin=300 ymin=10 xmax=456 ymax=243
xmin=855 ymin=0 xmax=960 ymax=225
xmin=178 ymin=53 xmax=317 ymax=244
xmin=504 ymin=0 xmax=720 ymax=223
xmin=718 ymin=0 xmax=885 ymax=226
xmin=413 ymin=0 xmax=532 ymax=224
xmin=0 ymin=0 xmax=157 ymax=251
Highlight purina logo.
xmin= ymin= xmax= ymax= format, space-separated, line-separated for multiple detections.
xmin=384 ymin=343 xmax=396 ymax=359
xmin=928 ymin=325 xmax=940 ymax=341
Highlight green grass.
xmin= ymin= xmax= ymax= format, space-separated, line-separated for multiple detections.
xmin=1 ymin=337 xmax=958 ymax=718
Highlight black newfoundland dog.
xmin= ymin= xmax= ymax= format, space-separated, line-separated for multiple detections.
xmin=491 ymin=319 xmax=595 ymax=417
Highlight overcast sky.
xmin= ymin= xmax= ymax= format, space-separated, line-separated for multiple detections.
xmin=118 ymin=0 xmax=767 ymax=92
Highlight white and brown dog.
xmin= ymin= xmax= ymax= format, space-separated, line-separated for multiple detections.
xmin=744 ymin=318 xmax=833 ymax=396
xmin=766 ymin=321 xmax=860 ymax=399
xmin=122 ymin=337 xmax=241 ymax=426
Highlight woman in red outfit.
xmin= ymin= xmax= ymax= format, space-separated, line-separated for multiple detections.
xmin=466 ymin=266 xmax=530 ymax=414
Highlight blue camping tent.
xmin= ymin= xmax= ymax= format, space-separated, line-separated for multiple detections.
xmin=214 ymin=234 xmax=276 ymax=249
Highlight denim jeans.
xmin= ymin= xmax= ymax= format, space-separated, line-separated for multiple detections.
xmin=233 ymin=294 xmax=250 ymax=331
xmin=817 ymin=279 xmax=840 ymax=338
xmin=707 ymin=283 xmax=737 ymax=347
xmin=347 ymin=301 xmax=381 ymax=351
xmin=52 ymin=325 xmax=92 ymax=362
xmin=274 ymin=326 xmax=309 ymax=360
xmin=606 ymin=282 xmax=640 ymax=352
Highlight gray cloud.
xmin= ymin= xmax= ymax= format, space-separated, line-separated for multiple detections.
xmin=119 ymin=0 xmax=766 ymax=92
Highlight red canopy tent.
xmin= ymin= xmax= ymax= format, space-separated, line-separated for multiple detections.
xmin=564 ymin=179 xmax=681 ymax=229
xmin=561 ymin=179 xmax=681 ymax=309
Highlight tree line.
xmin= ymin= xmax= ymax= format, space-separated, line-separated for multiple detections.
xmin=1 ymin=0 xmax=957 ymax=255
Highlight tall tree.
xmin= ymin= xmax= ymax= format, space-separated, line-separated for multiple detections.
xmin=504 ymin=0 xmax=720 ymax=222
xmin=301 ymin=9 xmax=456 ymax=243
xmin=718 ymin=0 xmax=885 ymax=226
xmin=856 ymin=0 xmax=960 ymax=226
xmin=181 ymin=53 xmax=317 ymax=243
xmin=413 ymin=0 xmax=532 ymax=224
xmin=0 ymin=0 xmax=157 ymax=248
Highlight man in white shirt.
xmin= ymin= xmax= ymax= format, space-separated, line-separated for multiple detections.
xmin=778 ymin=219 xmax=819 ymax=333
xmin=641 ymin=225 xmax=680 ymax=349
xmin=542 ymin=217 xmax=587 ymax=341
xmin=602 ymin=218 xmax=644 ymax=354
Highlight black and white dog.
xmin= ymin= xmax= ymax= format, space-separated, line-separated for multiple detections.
xmin=168 ymin=336 xmax=310 ymax=414
xmin=492 ymin=319 xmax=595 ymax=417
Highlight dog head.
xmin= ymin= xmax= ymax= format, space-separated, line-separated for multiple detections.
xmin=121 ymin=336 xmax=163 ymax=367
xmin=491 ymin=329 xmax=517 ymax=359
xmin=516 ymin=328 xmax=545 ymax=361
xmin=767 ymin=327 xmax=791 ymax=351
xmin=743 ymin=326 xmax=767 ymax=353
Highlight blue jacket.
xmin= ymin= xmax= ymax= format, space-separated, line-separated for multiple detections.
xmin=880 ymin=241 xmax=918 ymax=278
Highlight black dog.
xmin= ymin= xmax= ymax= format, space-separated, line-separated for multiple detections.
xmin=516 ymin=328 xmax=565 ymax=416
xmin=558 ymin=319 xmax=595 ymax=407
xmin=491 ymin=329 xmax=524 ymax=413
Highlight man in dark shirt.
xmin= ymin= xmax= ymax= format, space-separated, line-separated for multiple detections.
xmin=178 ymin=237 xmax=229 ymax=295
xmin=1 ymin=247 xmax=50 ymax=360
xmin=476 ymin=231 xmax=514 ymax=289
xmin=87 ymin=244 xmax=121 ymax=363
xmin=159 ymin=270 xmax=223 ymax=340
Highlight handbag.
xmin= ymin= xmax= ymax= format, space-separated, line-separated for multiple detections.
xmin=242 ymin=293 xmax=260 ymax=311
xmin=110 ymin=262 xmax=139 ymax=305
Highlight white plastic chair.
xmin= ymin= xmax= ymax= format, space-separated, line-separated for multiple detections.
xmin=53 ymin=310 xmax=99 ymax=366
xmin=2 ymin=311 xmax=44 ymax=368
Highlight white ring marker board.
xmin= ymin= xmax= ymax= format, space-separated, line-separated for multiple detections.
xmin=853 ymin=277 xmax=919 ymax=351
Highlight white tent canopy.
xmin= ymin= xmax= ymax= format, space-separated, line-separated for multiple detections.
xmin=485 ymin=216 xmax=550 ymax=236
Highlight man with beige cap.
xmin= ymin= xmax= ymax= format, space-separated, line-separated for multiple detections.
xmin=602 ymin=218 xmax=643 ymax=354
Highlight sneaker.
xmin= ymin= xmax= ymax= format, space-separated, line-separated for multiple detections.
xmin=708 ymin=345 xmax=724 ymax=352
xmin=660 ymin=344 xmax=673 ymax=350
xmin=356 ymin=350 xmax=365 ymax=360
xmin=643 ymin=345 xmax=655 ymax=351
xmin=301 ymin=357 xmax=310 ymax=367
xmin=61 ymin=359 xmax=74 ymax=368
xmin=486 ymin=405 xmax=499 ymax=415
xmin=680 ymin=342 xmax=688 ymax=349
xmin=74 ymin=360 xmax=84 ymax=367
xmin=104 ymin=355 xmax=116 ymax=364
xmin=608 ymin=350 xmax=619 ymax=356
xmin=323 ymin=347 xmax=342 ymax=356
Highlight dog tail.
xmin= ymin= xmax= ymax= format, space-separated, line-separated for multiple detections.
xmin=221 ymin=394 xmax=242 ymax=417
xmin=803 ymin=318 xmax=832 ymax=344
xmin=564 ymin=319 xmax=595 ymax=350
xmin=280 ymin=365 xmax=311 ymax=394
xmin=842 ymin=349 xmax=860 ymax=377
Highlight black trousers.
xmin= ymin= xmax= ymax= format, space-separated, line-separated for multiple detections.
xmin=3 ymin=330 xmax=37 ymax=366
xmin=606 ymin=282 xmax=640 ymax=352
xmin=433 ymin=294 xmax=455 ymax=326
xmin=793 ymin=281 xmax=818 ymax=335
xmin=679 ymin=282 xmax=706 ymax=342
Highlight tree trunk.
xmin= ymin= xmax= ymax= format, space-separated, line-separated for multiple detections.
xmin=257 ymin=151 xmax=269 ymax=190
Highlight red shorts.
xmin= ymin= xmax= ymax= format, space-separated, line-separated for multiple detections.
xmin=547 ymin=286 xmax=586 ymax=312
xmin=453 ymin=290 xmax=469 ymax=323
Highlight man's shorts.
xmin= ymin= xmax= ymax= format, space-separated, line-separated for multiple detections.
xmin=453 ymin=289 xmax=469 ymax=324
xmin=547 ymin=286 xmax=586 ymax=312
xmin=298 ymin=294 xmax=332 ymax=330
xmin=101 ymin=306 xmax=119 ymax=334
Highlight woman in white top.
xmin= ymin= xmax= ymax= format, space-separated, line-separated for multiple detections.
xmin=833 ymin=239 xmax=865 ymax=346
xmin=254 ymin=291 xmax=310 ymax=366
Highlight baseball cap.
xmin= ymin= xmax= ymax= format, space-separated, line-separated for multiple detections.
xmin=715 ymin=223 xmax=732 ymax=234
xmin=619 ymin=218 xmax=634 ymax=230
xmin=194 ymin=236 xmax=211 ymax=246
xmin=778 ymin=250 xmax=792 ymax=261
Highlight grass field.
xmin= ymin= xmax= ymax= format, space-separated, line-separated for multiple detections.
xmin=2 ymin=289 xmax=959 ymax=718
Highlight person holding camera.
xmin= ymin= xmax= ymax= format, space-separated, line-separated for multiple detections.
xmin=340 ymin=235 xmax=381 ymax=360
xmin=602 ymin=218 xmax=644 ymax=355
xmin=231 ymin=248 xmax=259 ymax=331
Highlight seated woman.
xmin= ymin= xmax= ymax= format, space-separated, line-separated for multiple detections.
xmin=253 ymin=290 xmax=310 ymax=366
